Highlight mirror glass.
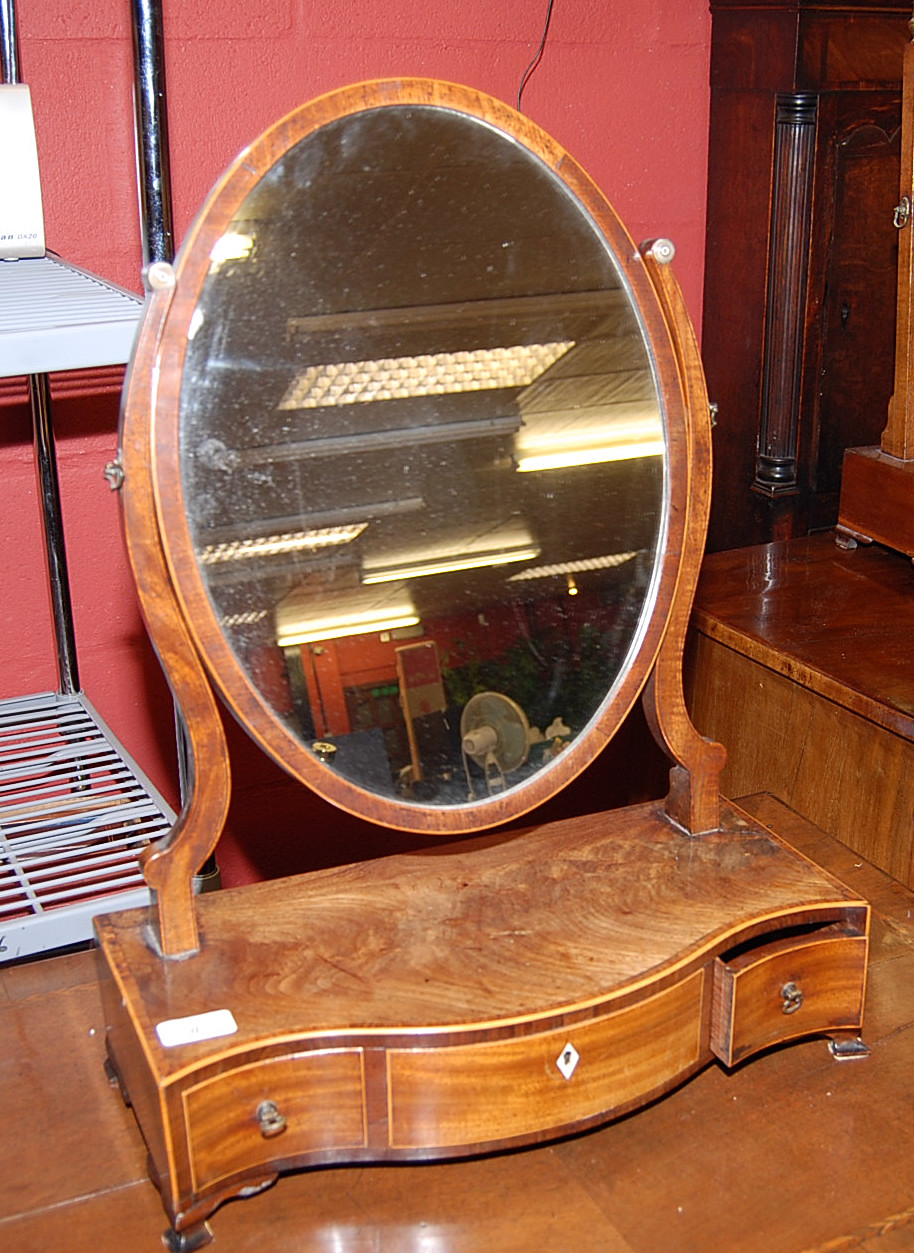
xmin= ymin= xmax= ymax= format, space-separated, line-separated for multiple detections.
xmin=176 ymin=99 xmax=666 ymax=811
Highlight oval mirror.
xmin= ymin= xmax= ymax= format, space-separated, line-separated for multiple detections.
xmin=148 ymin=80 xmax=689 ymax=834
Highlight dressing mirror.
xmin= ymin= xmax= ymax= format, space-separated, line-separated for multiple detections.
xmin=152 ymin=84 xmax=682 ymax=835
xmin=96 ymin=81 xmax=871 ymax=1249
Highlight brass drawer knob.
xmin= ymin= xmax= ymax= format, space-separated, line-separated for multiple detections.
xmin=780 ymin=981 xmax=804 ymax=1015
xmin=256 ymin=1099 xmax=287 ymax=1138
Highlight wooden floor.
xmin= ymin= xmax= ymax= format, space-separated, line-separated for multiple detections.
xmin=4 ymin=793 xmax=914 ymax=1252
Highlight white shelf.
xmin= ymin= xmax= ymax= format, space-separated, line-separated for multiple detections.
xmin=0 ymin=690 xmax=174 ymax=962
xmin=0 ymin=253 xmax=143 ymax=378
xmin=0 ymin=252 xmax=168 ymax=961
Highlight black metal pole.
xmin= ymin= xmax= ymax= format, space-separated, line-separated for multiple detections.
xmin=30 ymin=375 xmax=81 ymax=694
xmin=130 ymin=0 xmax=175 ymax=267
xmin=0 ymin=0 xmax=19 ymax=82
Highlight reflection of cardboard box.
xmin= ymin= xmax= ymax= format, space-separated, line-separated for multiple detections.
xmin=396 ymin=641 xmax=446 ymax=718
xmin=0 ymin=85 xmax=45 ymax=260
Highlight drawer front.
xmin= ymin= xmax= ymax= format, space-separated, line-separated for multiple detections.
xmin=388 ymin=970 xmax=706 ymax=1150
xmin=711 ymin=933 xmax=867 ymax=1067
xmin=184 ymin=1049 xmax=366 ymax=1190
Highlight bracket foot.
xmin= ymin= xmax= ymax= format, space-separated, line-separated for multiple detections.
xmin=162 ymin=1221 xmax=213 ymax=1251
xmin=827 ymin=1035 xmax=870 ymax=1060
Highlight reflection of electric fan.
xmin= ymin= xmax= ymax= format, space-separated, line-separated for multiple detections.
xmin=460 ymin=691 xmax=531 ymax=798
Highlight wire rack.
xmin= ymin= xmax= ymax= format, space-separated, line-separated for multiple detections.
xmin=2 ymin=13 xmax=180 ymax=964
xmin=0 ymin=691 xmax=174 ymax=962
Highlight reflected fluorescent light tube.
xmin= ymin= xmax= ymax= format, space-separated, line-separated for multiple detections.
xmin=278 ymin=342 xmax=573 ymax=410
xmin=509 ymin=551 xmax=640 ymax=581
xmin=220 ymin=609 xmax=269 ymax=627
xmin=277 ymin=612 xmax=420 ymax=648
xmin=362 ymin=546 xmax=541 ymax=585
xmin=515 ymin=439 xmax=664 ymax=473
xmin=208 ymin=231 xmax=254 ymax=272
xmin=200 ymin=522 xmax=366 ymax=565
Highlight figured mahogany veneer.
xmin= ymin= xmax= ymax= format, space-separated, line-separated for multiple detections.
xmin=96 ymin=800 xmax=868 ymax=1236
xmin=94 ymin=80 xmax=871 ymax=1247
xmin=711 ymin=926 xmax=867 ymax=1067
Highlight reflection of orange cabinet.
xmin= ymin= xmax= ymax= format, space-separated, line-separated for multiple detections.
xmin=396 ymin=642 xmax=447 ymax=784
xmin=296 ymin=610 xmax=521 ymax=742
xmin=396 ymin=641 xmax=446 ymax=720
xmin=302 ymin=643 xmax=351 ymax=738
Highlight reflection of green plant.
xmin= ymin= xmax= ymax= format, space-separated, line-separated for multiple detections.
xmin=440 ymin=560 xmax=653 ymax=734
xmin=441 ymin=620 xmax=623 ymax=734
xmin=439 ymin=640 xmax=486 ymax=707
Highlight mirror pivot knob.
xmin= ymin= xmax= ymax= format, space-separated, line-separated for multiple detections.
xmin=146 ymin=260 xmax=176 ymax=291
xmin=649 ymin=238 xmax=676 ymax=265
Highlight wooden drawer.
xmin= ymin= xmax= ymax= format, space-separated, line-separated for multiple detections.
xmin=711 ymin=928 xmax=868 ymax=1067
xmin=183 ymin=1048 xmax=366 ymax=1191
xmin=387 ymin=970 xmax=706 ymax=1150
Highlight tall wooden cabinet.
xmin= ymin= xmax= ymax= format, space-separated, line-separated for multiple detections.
xmin=702 ymin=0 xmax=911 ymax=551
xmin=838 ymin=36 xmax=914 ymax=558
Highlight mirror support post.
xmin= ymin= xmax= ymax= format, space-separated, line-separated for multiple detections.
xmin=118 ymin=85 xmax=709 ymax=855
xmin=639 ymin=244 xmax=727 ymax=835
xmin=121 ymin=275 xmax=231 ymax=957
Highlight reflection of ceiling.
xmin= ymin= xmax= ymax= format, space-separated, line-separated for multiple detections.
xmin=285 ymin=290 xmax=624 ymax=345
xmin=199 ymin=522 xmax=366 ymax=565
xmin=508 ymin=551 xmax=641 ymax=582
xmin=515 ymin=332 xmax=663 ymax=472
xmin=184 ymin=288 xmax=664 ymax=639
xmin=361 ymin=517 xmax=540 ymax=585
xmin=277 ymin=341 xmax=574 ymax=411
xmin=515 ymin=406 xmax=663 ymax=473
xmin=180 ymin=107 xmax=666 ymax=644
xmin=236 ymin=412 xmax=521 ymax=466
xmin=275 ymin=581 xmax=418 ymax=647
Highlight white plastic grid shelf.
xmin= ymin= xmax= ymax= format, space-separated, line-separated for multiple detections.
xmin=0 ymin=253 xmax=142 ymax=377
xmin=0 ymin=690 xmax=174 ymax=962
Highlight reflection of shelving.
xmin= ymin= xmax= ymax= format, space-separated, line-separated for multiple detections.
xmin=0 ymin=691 xmax=172 ymax=959
xmin=0 ymin=252 xmax=175 ymax=963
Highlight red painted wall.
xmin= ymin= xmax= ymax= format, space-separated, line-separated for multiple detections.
xmin=2 ymin=0 xmax=711 ymax=883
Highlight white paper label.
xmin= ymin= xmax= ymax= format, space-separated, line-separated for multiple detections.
xmin=0 ymin=85 xmax=45 ymax=259
xmin=155 ymin=1008 xmax=238 ymax=1048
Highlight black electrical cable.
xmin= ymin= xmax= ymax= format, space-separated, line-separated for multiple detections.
xmin=516 ymin=0 xmax=556 ymax=112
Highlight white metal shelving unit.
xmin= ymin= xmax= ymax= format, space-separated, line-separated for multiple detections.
xmin=0 ymin=253 xmax=143 ymax=372
xmin=0 ymin=255 xmax=175 ymax=963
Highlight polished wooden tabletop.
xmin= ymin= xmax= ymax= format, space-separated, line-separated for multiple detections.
xmin=3 ymin=794 xmax=914 ymax=1253
xmin=693 ymin=531 xmax=914 ymax=740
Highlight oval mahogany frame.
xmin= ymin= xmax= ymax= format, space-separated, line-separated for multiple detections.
xmin=133 ymin=79 xmax=699 ymax=853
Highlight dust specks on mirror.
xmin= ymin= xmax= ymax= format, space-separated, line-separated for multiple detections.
xmin=178 ymin=101 xmax=666 ymax=813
